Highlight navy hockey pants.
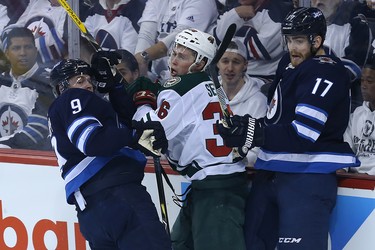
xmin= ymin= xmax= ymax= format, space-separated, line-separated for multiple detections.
xmin=76 ymin=183 xmax=171 ymax=250
xmin=244 ymin=170 xmax=337 ymax=250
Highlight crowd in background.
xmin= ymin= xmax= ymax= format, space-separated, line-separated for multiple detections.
xmin=0 ymin=0 xmax=374 ymax=175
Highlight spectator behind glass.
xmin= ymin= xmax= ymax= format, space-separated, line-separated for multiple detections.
xmin=0 ymin=27 xmax=55 ymax=150
xmin=311 ymin=0 xmax=372 ymax=111
xmin=217 ymin=38 xmax=267 ymax=166
xmin=344 ymin=58 xmax=375 ymax=176
xmin=10 ymin=0 xmax=69 ymax=68
xmin=134 ymin=0 xmax=218 ymax=81
xmin=115 ymin=49 xmax=140 ymax=84
xmin=0 ymin=4 xmax=10 ymax=31
xmin=84 ymin=0 xmax=145 ymax=54
xmin=1 ymin=0 xmax=29 ymax=27
xmin=214 ymin=0 xmax=293 ymax=88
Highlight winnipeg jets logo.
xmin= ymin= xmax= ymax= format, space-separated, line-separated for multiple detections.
xmin=267 ymin=88 xmax=278 ymax=119
xmin=0 ymin=106 xmax=25 ymax=137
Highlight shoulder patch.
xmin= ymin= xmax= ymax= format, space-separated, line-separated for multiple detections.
xmin=163 ymin=77 xmax=181 ymax=88
xmin=314 ymin=57 xmax=336 ymax=65
xmin=160 ymin=72 xmax=211 ymax=96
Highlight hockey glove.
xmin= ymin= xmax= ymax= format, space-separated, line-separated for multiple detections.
xmin=91 ymin=51 xmax=125 ymax=93
xmin=132 ymin=120 xmax=168 ymax=157
xmin=216 ymin=114 xmax=264 ymax=158
xmin=126 ymin=76 xmax=161 ymax=109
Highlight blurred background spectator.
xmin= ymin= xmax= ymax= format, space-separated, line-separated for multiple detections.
xmin=11 ymin=0 xmax=69 ymax=68
xmin=344 ymin=55 xmax=375 ymax=176
xmin=84 ymin=0 xmax=145 ymax=54
xmin=115 ymin=49 xmax=140 ymax=84
xmin=311 ymin=0 xmax=372 ymax=111
xmin=217 ymin=38 xmax=267 ymax=166
xmin=214 ymin=0 xmax=293 ymax=94
xmin=134 ymin=0 xmax=218 ymax=81
xmin=0 ymin=27 xmax=55 ymax=150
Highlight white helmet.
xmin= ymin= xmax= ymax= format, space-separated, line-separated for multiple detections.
xmin=174 ymin=28 xmax=217 ymax=71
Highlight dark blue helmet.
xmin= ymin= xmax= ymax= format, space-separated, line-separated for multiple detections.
xmin=282 ymin=7 xmax=327 ymax=41
xmin=50 ymin=59 xmax=94 ymax=96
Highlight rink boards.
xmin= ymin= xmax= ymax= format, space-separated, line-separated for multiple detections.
xmin=0 ymin=149 xmax=374 ymax=250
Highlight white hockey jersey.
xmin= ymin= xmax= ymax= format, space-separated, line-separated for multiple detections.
xmin=135 ymin=72 xmax=246 ymax=181
xmin=344 ymin=102 xmax=375 ymax=175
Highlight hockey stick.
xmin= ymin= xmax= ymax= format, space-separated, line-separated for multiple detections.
xmin=153 ymin=157 xmax=170 ymax=235
xmin=58 ymin=0 xmax=129 ymax=84
xmin=58 ymin=0 xmax=100 ymax=52
xmin=208 ymin=23 xmax=237 ymax=126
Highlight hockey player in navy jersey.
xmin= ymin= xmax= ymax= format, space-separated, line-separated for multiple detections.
xmin=217 ymin=7 xmax=360 ymax=250
xmin=132 ymin=28 xmax=248 ymax=250
xmin=47 ymin=55 xmax=171 ymax=250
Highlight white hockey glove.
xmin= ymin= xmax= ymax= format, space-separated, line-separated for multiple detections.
xmin=132 ymin=120 xmax=168 ymax=157
xmin=217 ymin=114 xmax=264 ymax=158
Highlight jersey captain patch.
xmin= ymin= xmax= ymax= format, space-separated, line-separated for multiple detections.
xmin=163 ymin=77 xmax=181 ymax=88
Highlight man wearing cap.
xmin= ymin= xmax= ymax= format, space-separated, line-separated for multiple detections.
xmin=217 ymin=38 xmax=267 ymax=167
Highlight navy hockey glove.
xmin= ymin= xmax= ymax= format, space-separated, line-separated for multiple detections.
xmin=91 ymin=51 xmax=125 ymax=93
xmin=126 ymin=76 xmax=161 ymax=109
xmin=217 ymin=114 xmax=264 ymax=158
xmin=132 ymin=120 xmax=168 ymax=157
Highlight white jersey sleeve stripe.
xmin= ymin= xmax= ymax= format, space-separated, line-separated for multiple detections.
xmin=296 ymin=104 xmax=327 ymax=125
xmin=292 ymin=120 xmax=320 ymax=142
xmin=67 ymin=116 xmax=101 ymax=139
xmin=77 ymin=124 xmax=101 ymax=154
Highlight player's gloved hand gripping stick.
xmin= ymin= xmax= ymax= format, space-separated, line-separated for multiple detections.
xmin=132 ymin=119 xmax=171 ymax=234
xmin=217 ymin=115 xmax=265 ymax=158
xmin=209 ymin=24 xmax=265 ymax=158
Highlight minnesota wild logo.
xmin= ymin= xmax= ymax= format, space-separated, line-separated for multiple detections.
xmin=163 ymin=77 xmax=181 ymax=88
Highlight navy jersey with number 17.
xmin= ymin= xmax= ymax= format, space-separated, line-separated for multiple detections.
xmin=256 ymin=53 xmax=360 ymax=173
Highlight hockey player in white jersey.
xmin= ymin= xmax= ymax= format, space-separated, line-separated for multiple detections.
xmin=132 ymin=28 xmax=248 ymax=250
